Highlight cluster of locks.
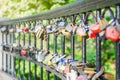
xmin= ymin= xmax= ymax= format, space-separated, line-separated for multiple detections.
xmin=0 ymin=16 xmax=118 ymax=80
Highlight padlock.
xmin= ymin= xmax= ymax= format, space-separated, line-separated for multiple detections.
xmin=51 ymin=54 xmax=66 ymax=64
xmin=9 ymin=28 xmax=16 ymax=33
xmin=65 ymin=23 xmax=74 ymax=33
xmin=98 ymin=17 xmax=108 ymax=30
xmin=89 ymin=31 xmax=96 ymax=38
xmin=105 ymin=26 xmax=119 ymax=41
xmin=89 ymin=22 xmax=101 ymax=34
xmin=66 ymin=70 xmax=77 ymax=80
xmin=21 ymin=49 xmax=27 ymax=56
xmin=36 ymin=28 xmax=45 ymax=40
xmin=37 ymin=50 xmax=48 ymax=62
xmin=0 ymin=27 xmax=7 ymax=33
xmin=76 ymin=25 xmax=87 ymax=40
xmin=76 ymin=75 xmax=88 ymax=80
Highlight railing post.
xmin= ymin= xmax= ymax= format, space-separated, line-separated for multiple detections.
xmin=28 ymin=22 xmax=31 ymax=80
xmin=96 ymin=9 xmax=101 ymax=72
xmin=54 ymin=33 xmax=57 ymax=80
xmin=82 ymin=13 xmax=86 ymax=63
xmin=116 ymin=5 xmax=120 ymax=80
xmin=2 ymin=31 xmax=4 ymax=71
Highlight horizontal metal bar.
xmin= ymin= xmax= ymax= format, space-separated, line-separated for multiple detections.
xmin=0 ymin=0 xmax=120 ymax=25
xmin=3 ymin=51 xmax=66 ymax=80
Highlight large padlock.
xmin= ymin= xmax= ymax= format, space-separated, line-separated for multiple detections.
xmin=105 ymin=26 xmax=119 ymax=41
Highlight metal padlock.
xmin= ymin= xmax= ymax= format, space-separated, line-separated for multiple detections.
xmin=0 ymin=27 xmax=7 ymax=33
xmin=9 ymin=28 xmax=16 ymax=33
xmin=51 ymin=54 xmax=66 ymax=64
xmin=66 ymin=70 xmax=77 ymax=80
xmin=76 ymin=75 xmax=88 ymax=80
xmin=76 ymin=25 xmax=87 ymax=40
xmin=105 ymin=26 xmax=119 ymax=41
xmin=65 ymin=23 xmax=74 ymax=33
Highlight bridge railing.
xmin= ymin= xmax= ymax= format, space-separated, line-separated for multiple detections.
xmin=0 ymin=0 xmax=120 ymax=80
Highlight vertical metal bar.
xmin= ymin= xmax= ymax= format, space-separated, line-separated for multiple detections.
xmin=23 ymin=23 xmax=26 ymax=79
xmin=13 ymin=24 xmax=16 ymax=77
xmin=46 ymin=32 xmax=50 ymax=80
xmin=34 ymin=21 xmax=37 ymax=80
xmin=40 ymin=39 xmax=43 ymax=80
xmin=5 ymin=28 xmax=8 ymax=72
xmin=116 ymin=5 xmax=120 ymax=80
xmin=2 ymin=31 xmax=4 ymax=71
xmin=28 ymin=22 xmax=31 ymax=80
xmin=54 ymin=33 xmax=57 ymax=80
xmin=18 ymin=23 xmax=21 ymax=79
xmin=82 ymin=13 xmax=86 ymax=63
xmin=96 ymin=10 xmax=101 ymax=72
xmin=62 ymin=35 xmax=65 ymax=54
xmin=9 ymin=25 xmax=12 ymax=74
xmin=70 ymin=16 xmax=75 ymax=60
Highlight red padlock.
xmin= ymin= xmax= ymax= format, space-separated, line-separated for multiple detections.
xmin=90 ymin=23 xmax=101 ymax=34
xmin=21 ymin=49 xmax=26 ymax=55
xmin=89 ymin=31 xmax=96 ymax=38
xmin=105 ymin=26 xmax=119 ymax=41
xmin=23 ymin=27 xmax=29 ymax=32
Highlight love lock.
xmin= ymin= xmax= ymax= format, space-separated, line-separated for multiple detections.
xmin=9 ymin=28 xmax=16 ymax=33
xmin=76 ymin=25 xmax=87 ymax=41
xmin=65 ymin=23 xmax=74 ymax=33
xmin=51 ymin=54 xmax=66 ymax=64
xmin=21 ymin=49 xmax=27 ymax=56
xmin=37 ymin=50 xmax=48 ymax=62
xmin=0 ymin=27 xmax=7 ymax=33
xmin=90 ymin=17 xmax=108 ymax=34
xmin=66 ymin=69 xmax=77 ymax=80
xmin=76 ymin=75 xmax=88 ymax=80
xmin=105 ymin=26 xmax=119 ymax=41
xmin=43 ymin=53 xmax=55 ymax=66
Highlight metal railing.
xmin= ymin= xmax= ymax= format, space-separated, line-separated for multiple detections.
xmin=0 ymin=0 xmax=120 ymax=80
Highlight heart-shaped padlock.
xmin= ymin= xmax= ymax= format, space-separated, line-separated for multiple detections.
xmin=105 ymin=26 xmax=119 ymax=41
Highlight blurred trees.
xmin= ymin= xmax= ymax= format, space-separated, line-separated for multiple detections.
xmin=0 ymin=0 xmax=75 ymax=18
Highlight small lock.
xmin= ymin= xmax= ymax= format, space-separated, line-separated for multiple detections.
xmin=65 ymin=23 xmax=74 ymax=33
xmin=105 ymin=26 xmax=119 ymax=41
xmin=51 ymin=54 xmax=66 ymax=64
xmin=98 ymin=17 xmax=108 ymax=30
xmin=9 ymin=28 xmax=16 ymax=33
xmin=76 ymin=25 xmax=87 ymax=38
xmin=0 ymin=27 xmax=7 ymax=33
xmin=66 ymin=70 xmax=77 ymax=80
xmin=21 ymin=49 xmax=27 ymax=56
xmin=76 ymin=75 xmax=88 ymax=80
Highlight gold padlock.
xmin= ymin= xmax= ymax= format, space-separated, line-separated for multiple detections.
xmin=76 ymin=25 xmax=87 ymax=41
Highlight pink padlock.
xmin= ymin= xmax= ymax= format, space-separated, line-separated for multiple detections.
xmin=21 ymin=49 xmax=26 ymax=55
